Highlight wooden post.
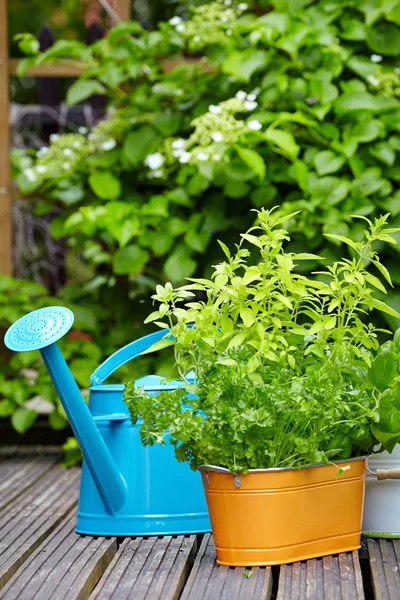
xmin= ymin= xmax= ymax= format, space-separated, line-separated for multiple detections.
xmin=114 ymin=0 xmax=131 ymax=21
xmin=0 ymin=0 xmax=12 ymax=274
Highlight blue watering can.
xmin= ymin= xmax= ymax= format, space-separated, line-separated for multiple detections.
xmin=4 ymin=306 xmax=210 ymax=536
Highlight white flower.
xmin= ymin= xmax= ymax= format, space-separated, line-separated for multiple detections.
xmin=153 ymin=169 xmax=164 ymax=178
xmin=209 ymin=104 xmax=222 ymax=114
xmin=247 ymin=119 xmax=262 ymax=131
xmin=172 ymin=139 xmax=186 ymax=149
xmin=62 ymin=162 xmax=71 ymax=169
xmin=20 ymin=368 xmax=39 ymax=385
xmin=101 ymin=139 xmax=117 ymax=151
xmin=25 ymin=168 xmax=36 ymax=182
xmin=238 ymin=2 xmax=248 ymax=9
xmin=213 ymin=153 xmax=221 ymax=161
xmin=63 ymin=148 xmax=73 ymax=157
xmin=235 ymin=90 xmax=247 ymax=101
xmin=197 ymin=152 xmax=209 ymax=161
xmin=172 ymin=148 xmax=184 ymax=157
xmin=144 ymin=152 xmax=164 ymax=170
xmin=73 ymin=140 xmax=82 ymax=148
xmin=224 ymin=0 xmax=232 ymax=5
xmin=88 ymin=133 xmax=98 ymax=140
xmin=36 ymin=146 xmax=48 ymax=157
xmin=176 ymin=24 xmax=186 ymax=33
xmin=221 ymin=16 xmax=228 ymax=22
xmin=371 ymin=54 xmax=383 ymax=63
xmin=78 ymin=126 xmax=88 ymax=134
xmin=226 ymin=29 xmax=232 ymax=36
xmin=169 ymin=16 xmax=181 ymax=25
xmin=49 ymin=134 xmax=60 ymax=142
xmin=211 ymin=132 xmax=224 ymax=142
xmin=36 ymin=165 xmax=48 ymax=173
xmin=246 ymin=93 xmax=257 ymax=101
xmin=368 ymin=75 xmax=379 ymax=86
xmin=193 ymin=35 xmax=201 ymax=42
xmin=244 ymin=100 xmax=258 ymax=111
xmin=179 ymin=151 xmax=192 ymax=163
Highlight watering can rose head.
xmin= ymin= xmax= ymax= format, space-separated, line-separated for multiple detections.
xmin=124 ymin=209 xmax=400 ymax=474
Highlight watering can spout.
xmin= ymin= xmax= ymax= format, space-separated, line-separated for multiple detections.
xmin=4 ymin=307 xmax=127 ymax=515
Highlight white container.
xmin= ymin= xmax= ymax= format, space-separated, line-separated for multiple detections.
xmin=363 ymin=445 xmax=400 ymax=538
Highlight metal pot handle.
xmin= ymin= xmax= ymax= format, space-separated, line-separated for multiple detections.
xmin=377 ymin=468 xmax=400 ymax=480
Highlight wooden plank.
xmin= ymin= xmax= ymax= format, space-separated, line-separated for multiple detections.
xmin=368 ymin=539 xmax=400 ymax=600
xmin=0 ymin=517 xmax=117 ymax=600
xmin=0 ymin=464 xmax=80 ymax=589
xmin=0 ymin=0 xmax=12 ymax=274
xmin=114 ymin=0 xmax=131 ymax=21
xmin=9 ymin=57 xmax=210 ymax=78
xmin=0 ymin=449 xmax=60 ymax=509
xmin=277 ymin=552 xmax=365 ymax=599
xmin=92 ymin=535 xmax=197 ymax=600
xmin=180 ymin=534 xmax=272 ymax=600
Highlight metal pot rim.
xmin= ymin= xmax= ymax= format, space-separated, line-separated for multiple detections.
xmin=198 ymin=455 xmax=368 ymax=476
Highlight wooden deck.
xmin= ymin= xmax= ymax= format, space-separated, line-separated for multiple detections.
xmin=0 ymin=447 xmax=396 ymax=599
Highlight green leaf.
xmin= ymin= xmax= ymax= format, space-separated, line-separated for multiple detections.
xmin=369 ymin=143 xmax=396 ymax=167
xmin=369 ymin=348 xmax=398 ymax=390
xmin=370 ymin=298 xmax=400 ymax=319
xmin=11 ymin=408 xmax=37 ymax=434
xmin=265 ymin=129 xmax=299 ymax=159
xmin=141 ymin=337 xmax=175 ymax=355
xmin=113 ymin=246 xmax=149 ymax=275
xmin=57 ymin=186 xmax=84 ymax=205
xmin=314 ymin=151 xmax=345 ymax=176
xmin=123 ymin=126 xmax=162 ymax=165
xmin=0 ymin=399 xmax=15 ymax=417
xmin=227 ymin=332 xmax=247 ymax=350
xmin=366 ymin=23 xmax=400 ymax=56
xmin=49 ymin=411 xmax=68 ymax=430
xmin=236 ymin=146 xmax=266 ymax=179
xmin=88 ymin=171 xmax=121 ymax=200
xmin=293 ymin=160 xmax=308 ymax=191
xmin=222 ymin=49 xmax=268 ymax=82
xmin=335 ymin=92 xmax=376 ymax=112
xmin=66 ymin=80 xmax=106 ymax=106
xmin=164 ymin=247 xmax=197 ymax=283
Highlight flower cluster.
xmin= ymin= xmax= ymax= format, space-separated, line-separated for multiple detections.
xmin=169 ymin=1 xmax=249 ymax=50
xmin=367 ymin=66 xmax=400 ymax=98
xmin=23 ymin=129 xmax=118 ymax=184
xmin=142 ymin=91 xmax=262 ymax=177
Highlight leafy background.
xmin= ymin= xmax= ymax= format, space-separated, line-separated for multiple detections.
xmin=5 ymin=0 xmax=400 ymax=442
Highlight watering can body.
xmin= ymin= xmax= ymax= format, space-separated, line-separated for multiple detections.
xmin=4 ymin=307 xmax=210 ymax=537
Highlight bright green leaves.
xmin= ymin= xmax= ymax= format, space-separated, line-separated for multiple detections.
xmin=67 ymin=80 xmax=106 ymax=106
xmin=236 ymin=146 xmax=266 ymax=179
xmin=369 ymin=344 xmax=399 ymax=390
xmin=164 ymin=246 xmax=197 ymax=282
xmin=11 ymin=408 xmax=37 ymax=434
xmin=265 ymin=129 xmax=299 ymax=160
xmin=112 ymin=245 xmax=149 ymax=275
xmin=123 ymin=126 xmax=162 ymax=165
xmin=222 ymin=49 xmax=268 ymax=82
xmin=88 ymin=171 xmax=121 ymax=200
xmin=314 ymin=151 xmax=345 ymax=176
xmin=366 ymin=23 xmax=400 ymax=56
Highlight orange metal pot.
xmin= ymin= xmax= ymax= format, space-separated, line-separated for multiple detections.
xmin=199 ymin=457 xmax=367 ymax=566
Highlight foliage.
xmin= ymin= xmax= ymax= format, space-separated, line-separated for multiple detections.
xmin=125 ymin=210 xmax=400 ymax=473
xmin=10 ymin=0 xmax=400 ymax=442
xmin=0 ymin=275 xmax=166 ymax=437
xmin=13 ymin=0 xmax=400 ymax=329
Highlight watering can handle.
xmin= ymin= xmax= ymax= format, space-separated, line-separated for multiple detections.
xmin=90 ymin=329 xmax=171 ymax=385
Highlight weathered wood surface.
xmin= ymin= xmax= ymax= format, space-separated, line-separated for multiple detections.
xmin=0 ymin=448 xmax=396 ymax=599
xmin=93 ymin=535 xmax=197 ymax=600
xmin=277 ymin=552 xmax=365 ymax=600
xmin=0 ymin=458 xmax=80 ymax=589
xmin=181 ymin=534 xmax=273 ymax=600
xmin=368 ymin=539 xmax=400 ymax=600
xmin=0 ymin=447 xmax=60 ymax=509
xmin=0 ymin=517 xmax=117 ymax=600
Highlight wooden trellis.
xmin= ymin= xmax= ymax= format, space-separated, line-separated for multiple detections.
xmin=0 ymin=0 xmax=131 ymax=275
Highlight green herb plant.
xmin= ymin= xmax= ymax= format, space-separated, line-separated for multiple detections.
xmin=125 ymin=209 xmax=400 ymax=473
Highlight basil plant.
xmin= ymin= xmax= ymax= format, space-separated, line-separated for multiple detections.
xmin=125 ymin=209 xmax=400 ymax=473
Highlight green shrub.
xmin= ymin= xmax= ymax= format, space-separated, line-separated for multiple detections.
xmin=9 ymin=0 xmax=400 ymax=438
